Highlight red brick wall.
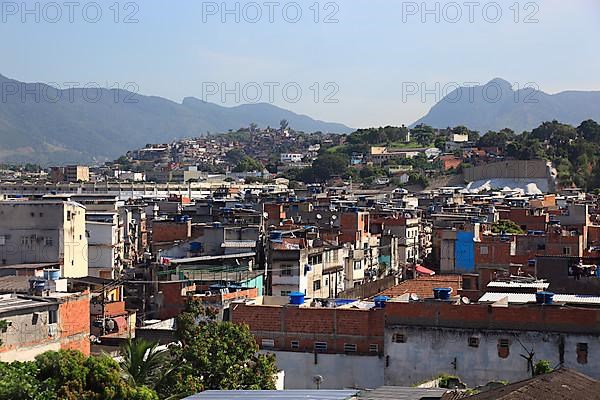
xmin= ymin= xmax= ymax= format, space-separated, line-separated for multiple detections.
xmin=59 ymin=293 xmax=91 ymax=356
xmin=231 ymin=304 xmax=384 ymax=355
xmin=152 ymin=221 xmax=191 ymax=243
xmin=158 ymin=282 xmax=189 ymax=319
xmin=475 ymin=237 xmax=513 ymax=266
xmin=499 ymin=209 xmax=548 ymax=232
xmin=384 ymin=301 xmax=600 ymax=334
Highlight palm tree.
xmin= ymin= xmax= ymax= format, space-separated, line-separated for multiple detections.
xmin=119 ymin=338 xmax=171 ymax=389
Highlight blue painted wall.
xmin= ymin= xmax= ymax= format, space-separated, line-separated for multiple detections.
xmin=455 ymin=231 xmax=475 ymax=272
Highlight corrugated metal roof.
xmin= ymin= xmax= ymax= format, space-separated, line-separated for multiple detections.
xmin=478 ymin=292 xmax=600 ymax=305
xmin=184 ymin=390 xmax=358 ymax=400
xmin=358 ymin=386 xmax=448 ymax=399
xmin=487 ymin=281 xmax=549 ymax=289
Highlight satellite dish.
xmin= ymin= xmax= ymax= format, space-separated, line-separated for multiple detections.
xmin=410 ymin=294 xmax=419 ymax=301
xmin=312 ymin=375 xmax=324 ymax=389
xmin=263 ymin=212 xmax=269 ymax=218
xmin=316 ymin=213 xmax=322 ymax=220
xmin=462 ymin=296 xmax=471 ymax=304
xmin=331 ymin=215 xmax=337 ymax=220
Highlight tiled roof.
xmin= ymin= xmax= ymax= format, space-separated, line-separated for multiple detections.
xmin=376 ymin=275 xmax=462 ymax=300
xmin=449 ymin=368 xmax=600 ymax=400
xmin=0 ymin=276 xmax=31 ymax=294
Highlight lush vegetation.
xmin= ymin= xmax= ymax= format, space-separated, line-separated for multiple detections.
xmin=0 ymin=302 xmax=277 ymax=400
xmin=492 ymin=220 xmax=526 ymax=234
xmin=479 ymin=119 xmax=600 ymax=190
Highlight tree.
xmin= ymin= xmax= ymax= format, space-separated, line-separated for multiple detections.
xmin=233 ymin=156 xmax=264 ymax=173
xmin=300 ymin=153 xmax=349 ymax=183
xmin=157 ymin=300 xmax=278 ymax=397
xmin=477 ymin=129 xmax=514 ymax=151
xmin=577 ymin=119 xmax=600 ymax=142
xmin=0 ymin=319 xmax=7 ymax=346
xmin=533 ymin=360 xmax=553 ymax=376
xmin=280 ymin=119 xmax=289 ymax=132
xmin=119 ymin=338 xmax=171 ymax=390
xmin=225 ymin=149 xmax=246 ymax=165
xmin=492 ymin=220 xmax=525 ymax=234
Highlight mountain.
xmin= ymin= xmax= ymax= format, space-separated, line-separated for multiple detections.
xmin=0 ymin=74 xmax=352 ymax=164
xmin=412 ymin=78 xmax=600 ymax=133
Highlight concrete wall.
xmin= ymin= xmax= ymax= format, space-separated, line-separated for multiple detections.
xmin=384 ymin=326 xmax=600 ymax=387
xmin=267 ymin=350 xmax=384 ymax=389
xmin=0 ymin=201 xmax=87 ymax=278
xmin=463 ymin=160 xmax=553 ymax=182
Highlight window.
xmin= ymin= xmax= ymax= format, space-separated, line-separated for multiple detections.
xmin=498 ymin=339 xmax=510 ymax=358
xmin=468 ymin=337 xmax=480 ymax=347
xmin=313 ymin=280 xmax=321 ymax=291
xmin=324 ymin=277 xmax=329 ymax=286
xmin=0 ymin=235 xmax=5 ymax=245
xmin=577 ymin=343 xmax=588 ymax=364
xmin=67 ymin=211 xmax=72 ymax=221
xmin=45 ymin=237 xmax=53 ymax=247
xmin=280 ymin=291 xmax=291 ymax=296
xmin=280 ymin=264 xmax=293 ymax=276
xmin=480 ymin=246 xmax=489 ymax=255
xmin=393 ymin=333 xmax=406 ymax=343
xmin=314 ymin=342 xmax=327 ymax=352
xmin=309 ymin=254 xmax=322 ymax=265
xmin=563 ymin=247 xmax=571 ymax=255
xmin=261 ymin=339 xmax=275 ymax=349
xmin=353 ymin=261 xmax=362 ymax=270
xmin=343 ymin=343 xmax=357 ymax=353
xmin=48 ymin=310 xmax=58 ymax=324
xmin=291 ymin=340 xmax=300 ymax=350
xmin=369 ymin=344 xmax=379 ymax=353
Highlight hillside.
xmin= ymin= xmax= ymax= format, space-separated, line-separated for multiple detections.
xmin=0 ymin=74 xmax=352 ymax=164
xmin=412 ymin=78 xmax=600 ymax=133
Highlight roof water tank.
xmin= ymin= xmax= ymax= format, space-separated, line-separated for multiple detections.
xmin=43 ymin=269 xmax=61 ymax=281
xmin=433 ymin=287 xmax=452 ymax=300
xmin=374 ymin=296 xmax=390 ymax=308
xmin=289 ymin=292 xmax=305 ymax=305
xmin=536 ymin=291 xmax=554 ymax=305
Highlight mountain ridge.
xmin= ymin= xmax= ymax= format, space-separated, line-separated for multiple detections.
xmin=0 ymin=74 xmax=353 ymax=164
xmin=412 ymin=78 xmax=600 ymax=133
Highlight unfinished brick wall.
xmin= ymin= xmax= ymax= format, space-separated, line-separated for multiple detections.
xmin=231 ymin=303 xmax=384 ymax=355
xmin=59 ymin=293 xmax=91 ymax=356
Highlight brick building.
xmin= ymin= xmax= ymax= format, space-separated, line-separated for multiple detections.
xmin=0 ymin=291 xmax=91 ymax=361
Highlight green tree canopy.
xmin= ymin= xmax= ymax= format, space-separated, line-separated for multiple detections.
xmin=157 ymin=300 xmax=277 ymax=398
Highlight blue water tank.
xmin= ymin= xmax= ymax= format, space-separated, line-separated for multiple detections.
xmin=433 ymin=288 xmax=452 ymax=300
xmin=43 ymin=269 xmax=61 ymax=281
xmin=536 ymin=291 xmax=554 ymax=305
xmin=374 ymin=296 xmax=390 ymax=308
xmin=289 ymin=292 xmax=305 ymax=305
xmin=270 ymin=232 xmax=283 ymax=241
xmin=189 ymin=242 xmax=202 ymax=252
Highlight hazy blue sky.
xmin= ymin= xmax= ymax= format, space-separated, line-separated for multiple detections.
xmin=1 ymin=0 xmax=599 ymax=128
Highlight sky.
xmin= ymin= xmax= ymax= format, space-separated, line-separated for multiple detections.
xmin=1 ymin=0 xmax=599 ymax=128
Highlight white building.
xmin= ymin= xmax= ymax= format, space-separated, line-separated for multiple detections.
xmin=280 ymin=153 xmax=303 ymax=164
xmin=0 ymin=201 xmax=88 ymax=278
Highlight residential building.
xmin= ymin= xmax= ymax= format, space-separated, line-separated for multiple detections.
xmin=0 ymin=201 xmax=88 ymax=278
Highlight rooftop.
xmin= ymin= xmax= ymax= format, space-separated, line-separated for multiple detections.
xmin=184 ymin=390 xmax=359 ymax=400
xmin=375 ymin=275 xmax=462 ymax=300
xmin=478 ymin=292 xmax=600 ymax=306
xmin=450 ymin=368 xmax=600 ymax=400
